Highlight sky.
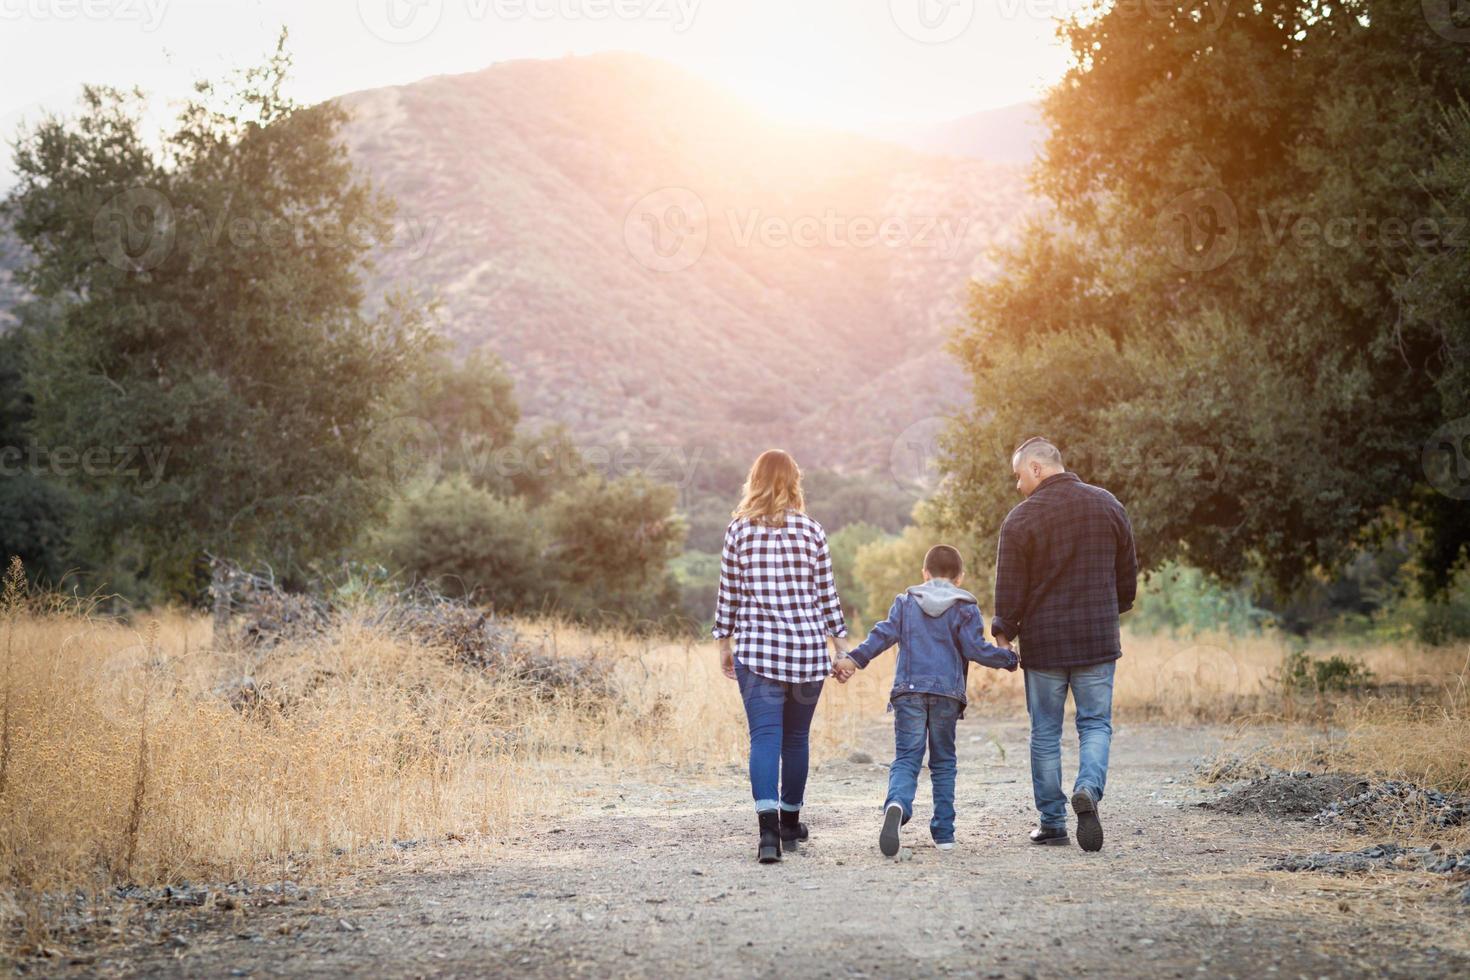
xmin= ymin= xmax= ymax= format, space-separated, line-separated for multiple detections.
xmin=1 ymin=0 xmax=1076 ymax=187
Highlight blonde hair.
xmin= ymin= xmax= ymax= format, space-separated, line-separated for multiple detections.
xmin=732 ymin=450 xmax=805 ymax=525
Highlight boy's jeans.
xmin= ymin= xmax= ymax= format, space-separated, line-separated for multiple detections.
xmin=735 ymin=664 xmax=825 ymax=812
xmin=1024 ymin=661 xmax=1116 ymax=829
xmin=885 ymin=693 xmax=960 ymax=843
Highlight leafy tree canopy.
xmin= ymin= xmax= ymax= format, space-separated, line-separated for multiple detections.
xmin=3 ymin=32 xmax=431 ymax=597
xmin=944 ymin=0 xmax=1470 ymax=592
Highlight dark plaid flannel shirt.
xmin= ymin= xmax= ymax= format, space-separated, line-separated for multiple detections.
xmin=991 ymin=472 xmax=1138 ymax=671
xmin=712 ymin=511 xmax=847 ymax=683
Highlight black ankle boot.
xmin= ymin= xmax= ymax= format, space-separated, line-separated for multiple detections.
xmin=779 ymin=809 xmax=808 ymax=844
xmin=757 ymin=810 xmax=782 ymax=863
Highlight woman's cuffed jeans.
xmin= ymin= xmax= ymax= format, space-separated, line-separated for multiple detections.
xmin=735 ymin=663 xmax=825 ymax=812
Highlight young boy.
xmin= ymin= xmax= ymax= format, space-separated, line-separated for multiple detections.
xmin=833 ymin=545 xmax=1017 ymax=855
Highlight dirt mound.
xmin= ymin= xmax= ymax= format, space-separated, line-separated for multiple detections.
xmin=1315 ymin=781 xmax=1470 ymax=833
xmin=1202 ymin=771 xmax=1370 ymax=819
xmin=1272 ymin=843 xmax=1470 ymax=876
xmin=214 ymin=559 xmax=616 ymax=702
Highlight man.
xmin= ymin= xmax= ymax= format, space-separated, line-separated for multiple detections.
xmin=991 ymin=437 xmax=1138 ymax=852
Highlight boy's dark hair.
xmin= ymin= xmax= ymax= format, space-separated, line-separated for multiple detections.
xmin=923 ymin=545 xmax=964 ymax=580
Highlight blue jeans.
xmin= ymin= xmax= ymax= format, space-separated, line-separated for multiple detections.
xmin=1024 ymin=661 xmax=1116 ymax=829
xmin=885 ymin=694 xmax=960 ymax=843
xmin=735 ymin=664 xmax=825 ymax=812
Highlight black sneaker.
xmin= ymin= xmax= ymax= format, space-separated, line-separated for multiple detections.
xmin=1071 ymin=789 xmax=1103 ymax=852
xmin=1029 ymin=825 xmax=1069 ymax=846
xmin=879 ymin=803 xmax=904 ymax=857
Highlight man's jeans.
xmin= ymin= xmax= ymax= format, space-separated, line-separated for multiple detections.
xmin=735 ymin=664 xmax=825 ymax=812
xmin=885 ymin=693 xmax=960 ymax=843
xmin=1024 ymin=661 xmax=1116 ymax=829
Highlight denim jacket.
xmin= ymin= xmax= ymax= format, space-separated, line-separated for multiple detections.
xmin=846 ymin=579 xmax=1018 ymax=715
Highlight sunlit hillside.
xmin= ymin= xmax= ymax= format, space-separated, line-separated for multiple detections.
xmin=337 ymin=53 xmax=1034 ymax=470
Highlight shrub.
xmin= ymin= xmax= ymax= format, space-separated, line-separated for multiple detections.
xmin=374 ymin=476 xmax=549 ymax=610
xmin=1278 ymin=650 xmax=1377 ymax=694
xmin=543 ymin=473 xmax=686 ymax=623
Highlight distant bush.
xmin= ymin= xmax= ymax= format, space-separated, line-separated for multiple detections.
xmin=828 ymin=522 xmax=887 ymax=617
xmin=1131 ymin=562 xmax=1271 ymax=637
xmin=676 ymin=457 xmax=921 ymax=554
xmin=848 ymin=501 xmax=991 ymax=630
xmin=375 ymin=476 xmax=549 ymax=610
xmin=373 ymin=471 xmax=687 ymax=627
xmin=542 ymin=473 xmax=686 ymax=624
xmin=670 ymin=549 xmax=720 ymax=626
xmin=1405 ymin=559 xmax=1470 ymax=646
xmin=1278 ymin=651 xmax=1376 ymax=695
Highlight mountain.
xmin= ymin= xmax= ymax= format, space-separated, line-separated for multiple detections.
xmin=0 ymin=55 xmax=1035 ymax=473
xmin=873 ymin=102 xmax=1045 ymax=165
xmin=337 ymin=54 xmax=1035 ymax=472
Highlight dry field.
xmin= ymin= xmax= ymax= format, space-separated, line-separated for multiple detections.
xmin=1 ymin=577 xmax=1467 ymax=956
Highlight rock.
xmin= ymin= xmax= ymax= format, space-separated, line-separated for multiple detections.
xmin=337 ymin=919 xmax=361 ymax=932
xmin=1272 ymin=844 xmax=1470 ymax=879
xmin=1461 ymin=885 xmax=1470 ymax=905
xmin=848 ymin=751 xmax=873 ymax=765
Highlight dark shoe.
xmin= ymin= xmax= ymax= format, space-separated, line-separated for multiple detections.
xmin=1071 ymin=789 xmax=1103 ymax=852
xmin=757 ymin=810 xmax=782 ymax=864
xmin=779 ymin=809 xmax=808 ymax=845
xmin=1029 ymin=824 xmax=1070 ymax=846
xmin=879 ymin=802 xmax=904 ymax=857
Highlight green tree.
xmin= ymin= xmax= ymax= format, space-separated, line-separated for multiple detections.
xmin=543 ymin=473 xmax=686 ymax=622
xmin=3 ymin=34 xmax=430 ymax=596
xmin=401 ymin=347 xmax=520 ymax=467
xmin=828 ymin=521 xmax=887 ymax=616
xmin=1397 ymin=100 xmax=1470 ymax=593
xmin=849 ymin=502 xmax=990 ymax=628
xmin=0 ymin=327 xmax=71 ymax=582
xmin=375 ymin=475 xmax=549 ymax=609
xmin=944 ymin=0 xmax=1470 ymax=591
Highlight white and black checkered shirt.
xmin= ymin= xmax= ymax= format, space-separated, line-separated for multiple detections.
xmin=712 ymin=510 xmax=848 ymax=683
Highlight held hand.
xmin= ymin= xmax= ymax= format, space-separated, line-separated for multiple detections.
xmin=719 ymin=639 xmax=736 ymax=680
xmin=832 ymin=656 xmax=858 ymax=683
xmin=993 ymin=633 xmax=1012 ymax=651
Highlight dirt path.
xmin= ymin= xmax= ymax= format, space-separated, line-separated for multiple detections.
xmin=70 ymin=719 xmax=1470 ymax=978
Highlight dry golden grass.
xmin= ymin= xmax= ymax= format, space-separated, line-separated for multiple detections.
xmin=0 ymin=611 xmax=551 ymax=894
xmin=0 ymin=608 xmax=887 ymax=906
xmin=1 ymin=590 xmax=1466 ymax=939
xmin=1257 ymin=656 xmax=1470 ymax=824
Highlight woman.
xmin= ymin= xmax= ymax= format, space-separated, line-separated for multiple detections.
xmin=713 ymin=449 xmax=849 ymax=863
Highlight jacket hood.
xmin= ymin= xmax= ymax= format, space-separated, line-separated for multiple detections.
xmin=905 ymin=578 xmax=978 ymax=618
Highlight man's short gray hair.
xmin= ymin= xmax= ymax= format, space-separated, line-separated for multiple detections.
xmin=1012 ymin=436 xmax=1064 ymax=470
